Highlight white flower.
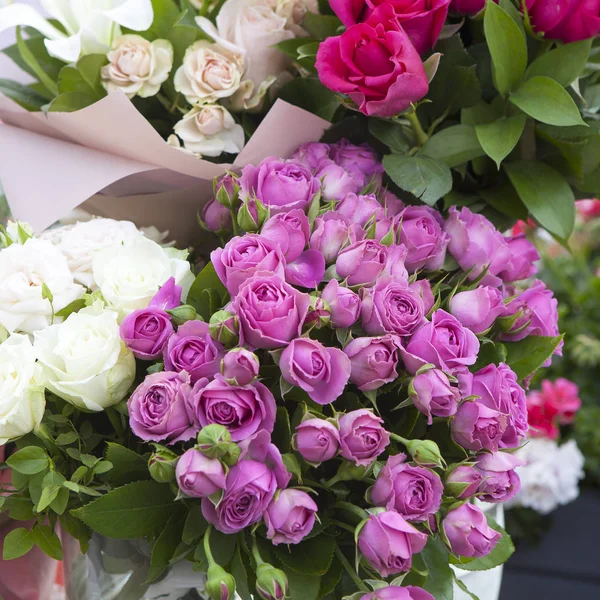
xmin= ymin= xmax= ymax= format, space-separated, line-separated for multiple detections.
xmin=0 ymin=238 xmax=84 ymax=334
xmin=43 ymin=218 xmax=145 ymax=289
xmin=34 ymin=303 xmax=135 ymax=412
xmin=270 ymin=0 xmax=319 ymax=36
xmin=174 ymin=40 xmax=244 ymax=106
xmin=101 ymin=34 xmax=173 ymax=99
xmin=172 ymin=105 xmax=245 ymax=157
xmin=1 ymin=220 xmax=34 ymax=247
xmin=0 ymin=0 xmax=154 ymax=63
xmin=92 ymin=237 xmax=194 ymax=316
xmin=0 ymin=334 xmax=45 ymax=445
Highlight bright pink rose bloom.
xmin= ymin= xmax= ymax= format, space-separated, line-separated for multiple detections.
xmin=451 ymin=0 xmax=488 ymax=14
xmin=449 ymin=286 xmax=505 ymax=334
xmin=338 ymin=409 xmax=390 ymax=465
xmin=284 ymin=248 xmax=326 ymax=289
xmin=410 ymin=279 xmax=435 ymax=314
xmin=451 ymin=400 xmax=508 ymax=452
xmin=265 ymin=489 xmax=318 ymax=545
xmin=316 ymin=5 xmax=429 ymax=117
xmin=337 ymin=240 xmax=408 ymax=286
xmin=151 ymin=276 xmax=182 ymax=310
xmin=361 ymin=586 xmax=434 ymax=600
xmin=176 ymin=448 xmax=227 ymax=498
xmin=475 ymin=451 xmax=523 ymax=503
xmin=120 ymin=306 xmax=174 ymax=360
xmin=540 ymin=378 xmax=582 ymax=424
xmin=526 ymin=0 xmax=600 ymax=43
xmin=443 ymin=503 xmax=501 ymax=558
xmin=526 ymin=390 xmax=560 ymax=439
xmin=294 ymin=418 xmax=341 ymax=464
xmin=410 ymin=368 xmax=460 ymax=423
xmin=576 ymin=198 xmax=600 ymax=221
xmin=344 ymin=334 xmax=401 ymax=391
xmin=321 ymin=279 xmax=361 ymax=329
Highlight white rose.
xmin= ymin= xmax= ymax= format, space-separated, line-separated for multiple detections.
xmin=270 ymin=0 xmax=319 ymax=35
xmin=0 ymin=334 xmax=45 ymax=444
xmin=1 ymin=220 xmax=34 ymax=247
xmin=92 ymin=237 xmax=194 ymax=316
xmin=34 ymin=303 xmax=135 ymax=412
xmin=0 ymin=238 xmax=84 ymax=334
xmin=172 ymin=105 xmax=245 ymax=157
xmin=174 ymin=40 xmax=244 ymax=105
xmin=101 ymin=34 xmax=173 ymax=98
xmin=44 ymin=218 xmax=145 ymax=289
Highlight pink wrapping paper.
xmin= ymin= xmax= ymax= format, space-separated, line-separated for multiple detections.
xmin=0 ymin=91 xmax=330 ymax=245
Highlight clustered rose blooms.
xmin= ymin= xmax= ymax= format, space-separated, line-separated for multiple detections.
xmin=525 ymin=0 xmax=600 ymax=43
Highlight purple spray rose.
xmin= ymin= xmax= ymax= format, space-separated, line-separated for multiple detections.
xmin=361 ymin=278 xmax=426 ymax=336
xmin=361 ymin=586 xmax=434 ymax=600
xmin=371 ymin=454 xmax=443 ymax=522
xmin=202 ymin=199 xmax=232 ymax=233
xmin=382 ymin=190 xmax=405 ymax=216
xmin=451 ymin=401 xmax=508 ymax=452
xmin=280 ymin=338 xmax=351 ymax=405
xmin=232 ymin=273 xmax=311 ymax=349
xmin=176 ymin=448 xmax=227 ymax=498
xmin=260 ymin=210 xmax=310 ymax=263
xmin=202 ymin=459 xmax=276 ymax=534
xmin=344 ymin=334 xmax=401 ymax=391
xmin=321 ymin=279 xmax=361 ymax=329
xmin=238 ymin=429 xmax=291 ymax=489
xmin=338 ymin=409 xmax=390 ymax=466
xmin=128 ymin=371 xmax=195 ymax=444
xmin=284 ymin=249 xmax=326 ymax=289
xmin=329 ymin=139 xmax=384 ymax=189
xmin=445 ymin=206 xmax=512 ymax=287
xmin=445 ymin=465 xmax=483 ymax=499
xmin=264 ymin=489 xmax=318 ymax=545
xmin=400 ymin=309 xmax=480 ymax=374
xmin=443 ymin=503 xmax=501 ymax=558
xmin=398 ymin=206 xmax=449 ymax=272
xmin=475 ymin=451 xmax=522 ymax=503
xmin=151 ymin=277 xmax=182 ymax=310
xmin=211 ymin=234 xmax=286 ymax=296
xmin=358 ymin=511 xmax=428 ymax=577
xmin=316 ymin=162 xmax=362 ymax=201
xmin=294 ymin=418 xmax=340 ymax=464
xmin=500 ymin=234 xmax=539 ymax=282
xmin=411 ymin=279 xmax=435 ymax=314
xmin=164 ymin=320 xmax=225 ymax=383
xmin=291 ymin=142 xmax=332 ymax=170
xmin=189 ymin=375 xmax=276 ymax=442
xmin=336 ymin=193 xmax=385 ymax=227
xmin=310 ymin=212 xmax=364 ymax=264
xmin=120 ymin=306 xmax=174 ymax=360
xmin=449 ymin=286 xmax=505 ymax=334
xmin=410 ymin=368 xmax=460 ymax=424
xmin=239 ymin=157 xmax=320 ymax=214
xmin=221 ymin=348 xmax=260 ymax=386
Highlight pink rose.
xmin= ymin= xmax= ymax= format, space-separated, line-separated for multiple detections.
xmin=500 ymin=235 xmax=539 ymax=282
xmin=410 ymin=368 xmax=460 ymax=424
xmin=443 ymin=503 xmax=501 ymax=558
xmin=451 ymin=401 xmax=508 ymax=452
xmin=336 ymin=193 xmax=385 ymax=227
xmin=321 ymin=279 xmax=361 ymax=329
xmin=294 ymin=418 xmax=341 ymax=464
xmin=261 ymin=210 xmax=310 ymax=263
xmin=329 ymin=139 xmax=384 ymax=189
xmin=448 ymin=286 xmax=506 ymax=334
xmin=526 ymin=0 xmax=600 ymax=43
xmin=176 ymin=448 xmax=227 ymax=498
xmin=338 ymin=409 xmax=390 ymax=466
xmin=265 ymin=489 xmax=318 ymax=545
xmin=344 ymin=334 xmax=401 ymax=391
xmin=475 ymin=451 xmax=522 ymax=503
xmin=310 ymin=212 xmax=364 ymax=264
xmin=316 ymin=162 xmax=363 ymax=201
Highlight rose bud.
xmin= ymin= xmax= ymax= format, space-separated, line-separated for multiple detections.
xmin=360 ymin=586 xmax=434 ymax=600
xmin=264 ymin=489 xmax=318 ymax=545
xmin=321 ymin=279 xmax=361 ymax=329
xmin=305 ymin=295 xmax=331 ymax=329
xmin=445 ymin=464 xmax=483 ymax=499
xmin=202 ymin=198 xmax=233 ymax=234
xmin=310 ymin=212 xmax=364 ymax=264
xmin=261 ymin=209 xmax=310 ymax=263
xmin=221 ymin=348 xmax=260 ymax=386
xmin=316 ymin=161 xmax=361 ymax=201
xmin=357 ymin=511 xmax=428 ymax=577
xmin=451 ymin=400 xmax=508 ymax=452
xmin=206 ymin=563 xmax=236 ymax=600
xmin=474 ymin=451 xmax=523 ymax=503
xmin=344 ymin=335 xmax=401 ymax=392
xmin=500 ymin=234 xmax=539 ymax=282
xmin=256 ymin=563 xmax=289 ymax=600
xmin=409 ymin=368 xmax=460 ymax=424
xmin=209 ymin=310 xmax=239 ymax=348
xmin=214 ymin=173 xmax=238 ymax=208
xmin=338 ymin=409 xmax=390 ymax=466
xmin=167 ymin=304 xmax=198 ymax=326
xmin=448 ymin=286 xmax=506 ymax=334
xmin=443 ymin=503 xmax=501 ymax=558
xmin=148 ymin=445 xmax=178 ymax=483
xmin=196 ymin=424 xmax=241 ymax=466
xmin=293 ymin=418 xmax=340 ymax=464
xmin=176 ymin=448 xmax=227 ymax=498
xmin=120 ymin=306 xmax=174 ymax=360
xmin=403 ymin=439 xmax=445 ymax=469
xmin=336 ymin=192 xmax=384 ymax=227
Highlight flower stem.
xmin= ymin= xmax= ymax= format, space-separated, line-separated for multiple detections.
xmin=334 ymin=545 xmax=368 ymax=592
xmin=251 ymin=535 xmax=266 ymax=567
xmin=389 ymin=432 xmax=410 ymax=446
xmin=405 ymin=110 xmax=428 ymax=146
xmin=333 ymin=501 xmax=370 ymax=522
xmin=204 ymin=526 xmax=216 ymax=565
xmin=330 ymin=519 xmax=357 ymax=534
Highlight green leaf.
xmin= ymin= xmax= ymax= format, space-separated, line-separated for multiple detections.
xmin=279 ymin=77 xmax=340 ymax=121
xmin=56 ymin=431 xmax=79 ymax=446
xmin=526 ymin=39 xmax=592 ymax=86
xmin=476 ymin=114 xmax=527 ymax=168
xmin=287 ymin=569 xmax=321 ymax=600
xmin=210 ymin=528 xmax=238 ymax=566
xmin=302 ymin=12 xmax=341 ymax=40
xmin=319 ymin=555 xmax=343 ymax=597
xmin=32 ymin=525 xmax=63 ymax=560
xmin=453 ymin=573 xmax=481 ymax=600
xmin=0 ymin=79 xmax=48 ymax=110
xmin=148 ymin=508 xmax=187 ymax=582
xmin=504 ymin=335 xmax=564 ymax=380
xmin=455 ymin=517 xmax=514 ymax=571
xmin=105 ymin=443 xmax=150 ymax=487
xmin=58 ymin=54 xmax=106 ymax=98
xmin=479 ymin=182 xmax=528 ymax=221
xmin=276 ymin=38 xmax=316 ymax=58
xmin=187 ymin=261 xmax=228 ymax=321
xmin=2 ymin=528 xmax=35 ymax=560
xmin=3 ymin=496 xmax=35 ymax=521
xmin=51 ymin=485 xmax=70 ymax=515
xmin=59 ymin=513 xmax=91 ymax=554
xmin=182 ymin=505 xmax=208 ymax=545
xmin=504 ymin=160 xmax=575 ymax=240
xmin=15 ymin=27 xmax=58 ymax=97
xmin=472 ymin=341 xmax=508 ymax=371
xmin=421 ymin=536 xmax=454 ymax=600
xmin=46 ymin=92 xmax=96 ymax=112
xmin=6 ymin=447 xmax=49 ymax=475
xmin=383 ymin=154 xmax=452 ymax=206
xmin=38 ymin=471 xmax=67 ymax=512
xmin=72 ymin=481 xmax=176 ymax=539
xmin=274 ymin=534 xmax=334 ymax=576
xmin=420 ymin=125 xmax=485 ymax=168
xmin=273 ymin=406 xmax=292 ymax=454
xmin=231 ymin=547 xmax=252 ymax=600
xmin=55 ymin=297 xmax=87 ymax=319
xmin=369 ymin=119 xmax=410 ymax=153
xmin=484 ymin=0 xmax=527 ymax=95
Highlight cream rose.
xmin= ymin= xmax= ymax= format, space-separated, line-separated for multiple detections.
xmin=172 ymin=105 xmax=245 ymax=157
xmin=0 ymin=334 xmax=45 ymax=444
xmin=34 ymin=303 xmax=135 ymax=412
xmin=271 ymin=0 xmax=319 ymax=35
xmin=101 ymin=34 xmax=173 ymax=98
xmin=0 ymin=238 xmax=84 ymax=334
xmin=174 ymin=40 xmax=244 ymax=105
xmin=92 ymin=237 xmax=194 ymax=316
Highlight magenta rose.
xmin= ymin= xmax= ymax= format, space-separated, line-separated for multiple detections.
xmin=475 ymin=451 xmax=522 ymax=503
xmin=202 ymin=199 xmax=232 ymax=233
xmin=211 ymin=234 xmax=286 ymax=296
xmin=164 ymin=320 xmax=224 ymax=384
xmin=239 ymin=157 xmax=320 ymax=214
xmin=410 ymin=368 xmax=460 ymax=424
xmin=358 ymin=511 xmax=428 ymax=577
xmin=344 ymin=334 xmax=401 ymax=391
xmin=398 ymin=206 xmax=449 ymax=272
xmin=449 ymin=286 xmax=506 ymax=334
xmin=280 ymin=338 xmax=351 ymax=405
xmin=310 ymin=212 xmax=364 ymax=264
xmin=338 ymin=409 xmax=390 ymax=466
xmin=500 ymin=234 xmax=539 ymax=282
xmin=361 ymin=586 xmax=434 ymax=600
xmin=284 ymin=249 xmax=326 ymax=289
xmin=151 ymin=276 xmax=182 ymax=311
xmin=316 ymin=5 xmax=429 ymax=117
xmin=202 ymin=459 xmax=276 ymax=534
xmin=336 ymin=193 xmax=385 ymax=227
xmin=411 ymin=279 xmax=435 ymax=314
xmin=232 ymin=273 xmax=311 ymax=349
xmin=445 ymin=465 xmax=483 ymax=500
xmin=451 ymin=401 xmax=508 ymax=452
xmin=128 ymin=371 xmax=195 ymax=444
xmin=189 ymin=375 xmax=276 ymax=442
xmin=221 ymin=348 xmax=260 ymax=386
xmin=264 ymin=489 xmax=318 ymax=545
xmin=238 ymin=429 xmax=291 ymax=489
xmin=120 ymin=306 xmax=174 ymax=360
xmin=294 ymin=418 xmax=341 ymax=464
xmin=361 ymin=278 xmax=426 ymax=336
xmin=316 ymin=161 xmax=362 ymax=201
xmin=176 ymin=448 xmax=227 ymax=498
xmin=450 ymin=0 xmax=487 ymax=14
xmin=336 ymin=240 xmax=408 ymax=287
xmin=329 ymin=139 xmax=384 ymax=189
xmin=443 ymin=503 xmax=501 ymax=558
xmin=526 ymin=0 xmax=600 ymax=43
xmin=470 ymin=363 xmax=528 ymax=448
xmin=445 ymin=206 xmax=513 ymax=287
xmin=321 ymin=279 xmax=361 ymax=329
xmin=371 ymin=454 xmax=443 ymax=522
xmin=400 ymin=309 xmax=480 ymax=375
xmin=260 ymin=210 xmax=310 ymax=263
